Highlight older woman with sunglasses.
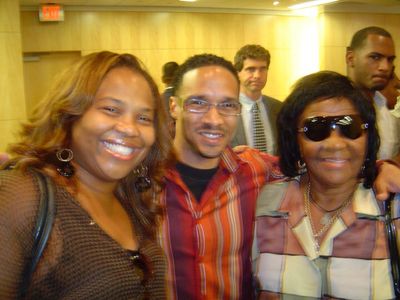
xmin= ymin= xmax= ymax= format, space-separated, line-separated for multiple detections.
xmin=0 ymin=51 xmax=171 ymax=299
xmin=252 ymin=71 xmax=399 ymax=299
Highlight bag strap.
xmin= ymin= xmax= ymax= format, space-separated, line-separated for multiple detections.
xmin=384 ymin=193 xmax=400 ymax=297
xmin=19 ymin=171 xmax=55 ymax=298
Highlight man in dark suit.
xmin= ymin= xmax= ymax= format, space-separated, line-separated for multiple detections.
xmin=231 ymin=44 xmax=282 ymax=155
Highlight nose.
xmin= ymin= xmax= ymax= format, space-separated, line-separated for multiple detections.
xmin=202 ymin=105 xmax=224 ymax=126
xmin=324 ymin=127 xmax=346 ymax=149
xmin=253 ymin=69 xmax=261 ymax=79
xmin=115 ymin=115 xmax=140 ymax=136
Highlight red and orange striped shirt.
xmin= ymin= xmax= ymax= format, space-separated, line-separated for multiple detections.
xmin=159 ymin=146 xmax=282 ymax=299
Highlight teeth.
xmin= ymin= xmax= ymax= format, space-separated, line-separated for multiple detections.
xmin=202 ymin=132 xmax=222 ymax=139
xmin=104 ymin=142 xmax=133 ymax=156
xmin=325 ymin=158 xmax=345 ymax=163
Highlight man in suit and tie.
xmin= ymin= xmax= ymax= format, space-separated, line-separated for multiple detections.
xmin=231 ymin=44 xmax=282 ymax=155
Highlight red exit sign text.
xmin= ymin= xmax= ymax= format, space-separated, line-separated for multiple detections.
xmin=39 ymin=4 xmax=64 ymax=22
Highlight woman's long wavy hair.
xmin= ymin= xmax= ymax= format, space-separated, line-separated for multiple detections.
xmin=5 ymin=51 xmax=173 ymax=239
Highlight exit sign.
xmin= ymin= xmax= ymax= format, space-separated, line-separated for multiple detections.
xmin=39 ymin=4 xmax=64 ymax=22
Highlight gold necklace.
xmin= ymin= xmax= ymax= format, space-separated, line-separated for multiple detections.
xmin=304 ymin=181 xmax=354 ymax=253
xmin=308 ymin=183 xmax=349 ymax=225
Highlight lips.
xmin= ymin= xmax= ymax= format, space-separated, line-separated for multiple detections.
xmin=372 ymin=75 xmax=388 ymax=82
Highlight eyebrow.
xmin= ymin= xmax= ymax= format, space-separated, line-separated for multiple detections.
xmin=369 ymin=52 xmax=396 ymax=59
xmin=184 ymin=95 xmax=239 ymax=102
xmin=97 ymin=97 xmax=155 ymax=112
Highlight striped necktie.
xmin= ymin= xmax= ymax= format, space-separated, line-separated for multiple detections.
xmin=252 ymin=102 xmax=267 ymax=152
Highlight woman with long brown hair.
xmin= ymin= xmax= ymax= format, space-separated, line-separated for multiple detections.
xmin=0 ymin=51 xmax=172 ymax=299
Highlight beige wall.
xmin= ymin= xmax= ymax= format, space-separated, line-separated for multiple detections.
xmin=320 ymin=12 xmax=400 ymax=74
xmin=20 ymin=9 xmax=400 ymax=110
xmin=0 ymin=0 xmax=26 ymax=152
xmin=3 ymin=8 xmax=400 ymax=151
xmin=20 ymin=10 xmax=321 ymax=108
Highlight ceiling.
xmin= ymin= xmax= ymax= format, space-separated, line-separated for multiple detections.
xmin=19 ymin=0 xmax=400 ymax=14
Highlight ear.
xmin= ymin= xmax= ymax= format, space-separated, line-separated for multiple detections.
xmin=169 ymin=96 xmax=179 ymax=120
xmin=346 ymin=49 xmax=355 ymax=68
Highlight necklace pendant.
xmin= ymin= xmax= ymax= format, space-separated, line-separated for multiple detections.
xmin=320 ymin=213 xmax=331 ymax=225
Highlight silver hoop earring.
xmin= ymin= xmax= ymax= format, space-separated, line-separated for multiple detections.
xmin=297 ymin=160 xmax=307 ymax=174
xmin=56 ymin=148 xmax=74 ymax=178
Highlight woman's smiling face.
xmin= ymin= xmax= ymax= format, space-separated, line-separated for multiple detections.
xmin=297 ymin=97 xmax=368 ymax=189
xmin=70 ymin=67 xmax=155 ymax=183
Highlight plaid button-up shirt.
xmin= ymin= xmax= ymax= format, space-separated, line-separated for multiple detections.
xmin=253 ymin=179 xmax=397 ymax=299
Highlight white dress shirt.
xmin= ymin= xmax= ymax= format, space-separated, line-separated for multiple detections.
xmin=239 ymin=93 xmax=275 ymax=154
xmin=374 ymin=91 xmax=400 ymax=159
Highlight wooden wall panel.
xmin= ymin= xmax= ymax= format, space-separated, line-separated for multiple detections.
xmin=0 ymin=0 xmax=20 ymax=32
xmin=1 ymin=0 xmax=25 ymax=151
xmin=23 ymin=52 xmax=82 ymax=114
xmin=21 ymin=11 xmax=81 ymax=52
xmin=242 ymin=14 xmax=320 ymax=100
xmin=320 ymin=12 xmax=400 ymax=75
xmin=0 ymin=120 xmax=23 ymax=153
xmin=20 ymin=9 xmax=400 ymax=115
xmin=0 ymin=33 xmax=26 ymax=120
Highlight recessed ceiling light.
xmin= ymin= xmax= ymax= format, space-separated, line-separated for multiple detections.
xmin=273 ymin=1 xmax=280 ymax=5
xmin=179 ymin=0 xmax=197 ymax=2
xmin=289 ymin=0 xmax=338 ymax=10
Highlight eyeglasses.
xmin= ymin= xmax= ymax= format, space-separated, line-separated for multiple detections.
xmin=297 ymin=114 xmax=368 ymax=142
xmin=182 ymin=97 xmax=241 ymax=116
xmin=129 ymin=250 xmax=153 ymax=298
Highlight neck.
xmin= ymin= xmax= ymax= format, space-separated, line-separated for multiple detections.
xmin=74 ymin=166 xmax=118 ymax=204
xmin=175 ymin=151 xmax=220 ymax=170
xmin=347 ymin=72 xmax=375 ymax=101
xmin=241 ymin=89 xmax=261 ymax=101
xmin=306 ymin=176 xmax=357 ymax=211
xmin=361 ymin=88 xmax=375 ymax=101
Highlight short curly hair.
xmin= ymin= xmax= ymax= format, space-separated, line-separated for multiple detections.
xmin=171 ymin=53 xmax=239 ymax=97
xmin=277 ymin=71 xmax=379 ymax=188
xmin=233 ymin=44 xmax=271 ymax=71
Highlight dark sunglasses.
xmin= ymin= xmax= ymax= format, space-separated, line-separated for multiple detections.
xmin=298 ymin=114 xmax=368 ymax=142
xmin=128 ymin=250 xmax=153 ymax=298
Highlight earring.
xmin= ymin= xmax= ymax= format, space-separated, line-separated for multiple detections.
xmin=56 ymin=148 xmax=74 ymax=178
xmin=359 ymin=158 xmax=369 ymax=178
xmin=134 ymin=165 xmax=151 ymax=192
xmin=297 ymin=160 xmax=307 ymax=174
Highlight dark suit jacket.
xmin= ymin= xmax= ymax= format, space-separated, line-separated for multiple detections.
xmin=231 ymin=95 xmax=282 ymax=155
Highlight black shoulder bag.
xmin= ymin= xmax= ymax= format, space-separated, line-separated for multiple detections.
xmin=384 ymin=193 xmax=400 ymax=297
xmin=19 ymin=171 xmax=55 ymax=299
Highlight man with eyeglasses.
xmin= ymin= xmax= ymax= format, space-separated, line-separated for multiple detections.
xmin=346 ymin=26 xmax=400 ymax=161
xmin=158 ymin=53 xmax=400 ymax=300
xmin=231 ymin=44 xmax=282 ymax=155
xmin=159 ymin=53 xmax=283 ymax=300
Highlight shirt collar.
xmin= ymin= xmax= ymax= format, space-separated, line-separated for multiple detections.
xmin=239 ymin=93 xmax=262 ymax=110
xmin=374 ymin=91 xmax=388 ymax=106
